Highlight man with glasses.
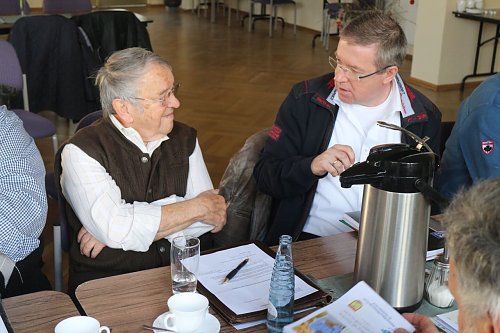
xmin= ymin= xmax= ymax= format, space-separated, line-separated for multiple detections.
xmin=56 ymin=47 xmax=227 ymax=294
xmin=254 ymin=11 xmax=441 ymax=246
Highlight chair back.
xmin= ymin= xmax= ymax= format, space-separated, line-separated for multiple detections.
xmin=0 ymin=40 xmax=23 ymax=91
xmin=43 ymin=0 xmax=92 ymax=14
xmin=56 ymin=110 xmax=103 ymax=251
xmin=214 ymin=129 xmax=272 ymax=248
xmin=72 ymin=10 xmax=152 ymax=64
xmin=0 ymin=0 xmax=30 ymax=15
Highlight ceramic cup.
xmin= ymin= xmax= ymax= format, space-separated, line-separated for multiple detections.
xmin=55 ymin=316 xmax=110 ymax=333
xmin=164 ymin=293 xmax=209 ymax=333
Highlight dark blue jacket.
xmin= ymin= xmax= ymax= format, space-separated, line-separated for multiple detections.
xmin=254 ymin=72 xmax=442 ymax=245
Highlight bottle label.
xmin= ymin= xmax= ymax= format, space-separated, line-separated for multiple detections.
xmin=267 ymin=302 xmax=278 ymax=319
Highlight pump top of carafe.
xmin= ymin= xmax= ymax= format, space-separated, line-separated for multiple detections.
xmin=339 ymin=121 xmax=436 ymax=192
xmin=376 ymin=121 xmax=434 ymax=153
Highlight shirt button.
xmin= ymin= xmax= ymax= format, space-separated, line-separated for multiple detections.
xmin=147 ymin=188 xmax=152 ymax=194
xmin=141 ymin=156 xmax=148 ymax=163
xmin=159 ymin=246 xmax=166 ymax=253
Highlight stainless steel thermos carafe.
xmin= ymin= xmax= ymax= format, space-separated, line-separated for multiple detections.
xmin=340 ymin=139 xmax=437 ymax=312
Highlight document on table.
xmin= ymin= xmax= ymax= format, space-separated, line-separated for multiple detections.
xmin=283 ymin=281 xmax=415 ymax=333
xmin=197 ymin=243 xmax=318 ymax=315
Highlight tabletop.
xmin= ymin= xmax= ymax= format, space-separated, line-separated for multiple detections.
xmin=75 ymin=232 xmax=357 ymax=333
xmin=453 ymin=9 xmax=500 ymax=24
xmin=2 ymin=290 xmax=80 ymax=333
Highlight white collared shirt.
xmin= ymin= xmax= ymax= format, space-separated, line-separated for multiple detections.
xmin=60 ymin=115 xmax=213 ymax=251
xmin=303 ymin=79 xmax=403 ymax=236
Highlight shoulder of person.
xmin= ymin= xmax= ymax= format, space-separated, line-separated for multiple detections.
xmin=291 ymin=72 xmax=334 ymax=99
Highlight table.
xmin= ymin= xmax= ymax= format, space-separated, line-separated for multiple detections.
xmin=453 ymin=10 xmax=500 ymax=92
xmin=75 ymin=232 xmax=357 ymax=333
xmin=2 ymin=290 xmax=80 ymax=333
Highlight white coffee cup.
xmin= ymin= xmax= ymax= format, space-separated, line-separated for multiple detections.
xmin=55 ymin=316 xmax=110 ymax=333
xmin=164 ymin=293 xmax=209 ymax=333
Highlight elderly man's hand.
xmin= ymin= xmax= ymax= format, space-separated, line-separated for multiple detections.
xmin=78 ymin=227 xmax=106 ymax=258
xmin=311 ymin=144 xmax=355 ymax=177
xmin=195 ymin=189 xmax=227 ymax=233
xmin=394 ymin=313 xmax=440 ymax=333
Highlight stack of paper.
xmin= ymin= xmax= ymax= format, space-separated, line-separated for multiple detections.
xmin=432 ymin=310 xmax=459 ymax=333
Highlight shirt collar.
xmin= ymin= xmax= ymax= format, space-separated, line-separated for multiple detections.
xmin=109 ymin=115 xmax=169 ymax=155
xmin=327 ymin=74 xmax=412 ymax=118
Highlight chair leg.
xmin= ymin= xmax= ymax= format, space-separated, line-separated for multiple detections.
xmin=53 ymin=225 xmax=62 ymax=292
xmin=248 ymin=2 xmax=253 ymax=32
xmin=269 ymin=5 xmax=273 ymax=37
xmin=51 ymin=134 xmax=59 ymax=156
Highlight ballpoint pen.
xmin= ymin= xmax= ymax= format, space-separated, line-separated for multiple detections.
xmin=223 ymin=258 xmax=249 ymax=284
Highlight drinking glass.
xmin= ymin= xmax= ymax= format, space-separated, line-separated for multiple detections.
xmin=170 ymin=236 xmax=200 ymax=294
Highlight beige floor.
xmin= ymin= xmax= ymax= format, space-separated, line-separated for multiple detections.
xmin=19 ymin=5 xmax=476 ymax=292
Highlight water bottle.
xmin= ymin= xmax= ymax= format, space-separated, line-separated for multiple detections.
xmin=267 ymin=235 xmax=294 ymax=333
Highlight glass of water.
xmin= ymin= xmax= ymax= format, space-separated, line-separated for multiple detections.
xmin=170 ymin=236 xmax=200 ymax=294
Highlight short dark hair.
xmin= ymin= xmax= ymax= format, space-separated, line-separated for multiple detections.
xmin=339 ymin=11 xmax=407 ymax=68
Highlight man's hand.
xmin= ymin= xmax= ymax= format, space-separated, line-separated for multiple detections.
xmin=311 ymin=144 xmax=356 ymax=177
xmin=394 ymin=313 xmax=440 ymax=333
xmin=194 ymin=189 xmax=227 ymax=233
xmin=78 ymin=227 xmax=106 ymax=258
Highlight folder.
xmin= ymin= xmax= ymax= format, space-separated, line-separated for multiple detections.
xmin=196 ymin=241 xmax=332 ymax=324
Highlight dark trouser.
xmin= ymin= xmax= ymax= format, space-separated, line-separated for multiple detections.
xmin=0 ymin=237 xmax=52 ymax=298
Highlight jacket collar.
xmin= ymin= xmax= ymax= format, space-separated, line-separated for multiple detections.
xmin=310 ymin=73 xmax=429 ymax=127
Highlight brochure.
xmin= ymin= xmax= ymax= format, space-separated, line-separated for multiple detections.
xmin=283 ymin=281 xmax=415 ymax=333
xmin=432 ymin=310 xmax=459 ymax=333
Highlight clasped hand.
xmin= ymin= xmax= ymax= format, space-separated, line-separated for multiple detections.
xmin=311 ymin=144 xmax=356 ymax=177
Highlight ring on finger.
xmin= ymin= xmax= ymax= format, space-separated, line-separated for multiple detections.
xmin=332 ymin=160 xmax=341 ymax=166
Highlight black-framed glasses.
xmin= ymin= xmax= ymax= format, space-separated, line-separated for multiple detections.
xmin=131 ymin=82 xmax=180 ymax=107
xmin=329 ymin=56 xmax=391 ymax=81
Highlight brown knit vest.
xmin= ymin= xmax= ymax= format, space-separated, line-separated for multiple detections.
xmin=55 ymin=118 xmax=196 ymax=293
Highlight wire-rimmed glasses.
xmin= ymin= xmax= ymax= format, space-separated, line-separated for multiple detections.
xmin=131 ymin=82 xmax=180 ymax=107
xmin=328 ymin=56 xmax=391 ymax=81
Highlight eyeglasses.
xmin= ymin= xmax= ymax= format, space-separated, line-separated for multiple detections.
xmin=329 ymin=56 xmax=391 ymax=81
xmin=131 ymin=82 xmax=180 ymax=107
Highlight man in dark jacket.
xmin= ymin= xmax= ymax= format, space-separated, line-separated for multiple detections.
xmin=254 ymin=12 xmax=442 ymax=246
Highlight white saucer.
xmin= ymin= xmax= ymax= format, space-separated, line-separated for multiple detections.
xmin=152 ymin=312 xmax=220 ymax=333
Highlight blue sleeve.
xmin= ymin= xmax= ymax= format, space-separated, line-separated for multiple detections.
xmin=460 ymin=106 xmax=500 ymax=181
xmin=0 ymin=107 xmax=47 ymax=262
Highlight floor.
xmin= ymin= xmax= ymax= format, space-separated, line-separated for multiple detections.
xmin=15 ymin=5 xmax=475 ymax=293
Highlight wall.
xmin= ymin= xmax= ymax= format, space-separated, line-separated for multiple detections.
xmin=411 ymin=0 xmax=500 ymax=86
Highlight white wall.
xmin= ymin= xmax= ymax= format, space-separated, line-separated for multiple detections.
xmin=411 ymin=0 xmax=500 ymax=86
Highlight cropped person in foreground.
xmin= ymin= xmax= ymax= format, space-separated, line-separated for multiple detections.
xmin=397 ymin=177 xmax=500 ymax=333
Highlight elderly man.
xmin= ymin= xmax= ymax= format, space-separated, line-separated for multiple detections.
xmin=253 ymin=11 xmax=441 ymax=245
xmin=398 ymin=177 xmax=500 ymax=332
xmin=56 ymin=48 xmax=226 ymax=293
xmin=0 ymin=105 xmax=51 ymax=297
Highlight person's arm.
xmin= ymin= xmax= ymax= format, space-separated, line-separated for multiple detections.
xmin=460 ymin=106 xmax=500 ymax=181
xmin=62 ymin=140 xmax=226 ymax=253
xmin=0 ymin=109 xmax=47 ymax=262
xmin=254 ymin=90 xmax=354 ymax=199
xmin=155 ymin=139 xmax=226 ymax=239
xmin=253 ymin=91 xmax=322 ymax=198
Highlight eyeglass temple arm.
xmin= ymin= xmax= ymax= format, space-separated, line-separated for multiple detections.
xmin=377 ymin=121 xmax=433 ymax=153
